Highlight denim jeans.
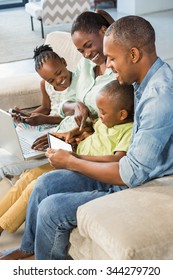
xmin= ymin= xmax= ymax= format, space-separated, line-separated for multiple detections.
xmin=20 ymin=169 xmax=126 ymax=259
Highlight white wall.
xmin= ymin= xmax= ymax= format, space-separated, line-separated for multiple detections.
xmin=117 ymin=0 xmax=173 ymax=15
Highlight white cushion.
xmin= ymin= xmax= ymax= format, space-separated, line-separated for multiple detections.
xmin=0 ymin=73 xmax=41 ymax=111
xmin=0 ymin=31 xmax=81 ymax=111
xmin=69 ymin=177 xmax=173 ymax=259
xmin=25 ymin=2 xmax=42 ymax=19
xmin=45 ymin=31 xmax=82 ymax=72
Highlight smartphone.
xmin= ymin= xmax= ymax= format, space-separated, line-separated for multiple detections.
xmin=8 ymin=108 xmax=28 ymax=117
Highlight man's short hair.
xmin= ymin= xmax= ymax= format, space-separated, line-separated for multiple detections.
xmin=105 ymin=15 xmax=155 ymax=53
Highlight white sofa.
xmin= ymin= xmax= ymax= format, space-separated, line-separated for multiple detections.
xmin=1 ymin=31 xmax=173 ymax=260
xmin=69 ymin=177 xmax=173 ymax=259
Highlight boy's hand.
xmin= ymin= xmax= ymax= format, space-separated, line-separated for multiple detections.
xmin=52 ymin=125 xmax=94 ymax=146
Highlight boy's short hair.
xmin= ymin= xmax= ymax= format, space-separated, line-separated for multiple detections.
xmin=98 ymin=80 xmax=134 ymax=120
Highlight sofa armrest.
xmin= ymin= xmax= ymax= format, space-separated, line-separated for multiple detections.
xmin=73 ymin=178 xmax=173 ymax=259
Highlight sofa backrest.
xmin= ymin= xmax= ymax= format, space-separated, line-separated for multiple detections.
xmin=45 ymin=31 xmax=82 ymax=72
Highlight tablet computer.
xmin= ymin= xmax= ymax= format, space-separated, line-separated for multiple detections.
xmin=48 ymin=133 xmax=72 ymax=151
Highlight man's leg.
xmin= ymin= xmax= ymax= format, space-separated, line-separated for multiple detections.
xmin=20 ymin=170 xmax=113 ymax=254
xmin=35 ymin=190 xmax=110 ymax=259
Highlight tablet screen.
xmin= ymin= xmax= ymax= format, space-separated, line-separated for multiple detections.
xmin=48 ymin=133 xmax=72 ymax=151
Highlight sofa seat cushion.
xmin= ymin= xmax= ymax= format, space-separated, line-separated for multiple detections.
xmin=69 ymin=177 xmax=173 ymax=259
xmin=0 ymin=73 xmax=41 ymax=111
xmin=69 ymin=227 xmax=113 ymax=259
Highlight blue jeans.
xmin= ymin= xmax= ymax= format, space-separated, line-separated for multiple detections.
xmin=20 ymin=169 xmax=126 ymax=259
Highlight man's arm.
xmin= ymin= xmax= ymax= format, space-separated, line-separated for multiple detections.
xmin=46 ymin=149 xmax=125 ymax=186
xmin=76 ymin=151 xmax=126 ymax=163
xmin=68 ymin=156 xmax=125 ymax=185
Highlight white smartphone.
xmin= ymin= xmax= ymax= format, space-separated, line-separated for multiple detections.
xmin=48 ymin=133 xmax=72 ymax=151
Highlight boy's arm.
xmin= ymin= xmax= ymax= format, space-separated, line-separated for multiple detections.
xmin=52 ymin=125 xmax=94 ymax=142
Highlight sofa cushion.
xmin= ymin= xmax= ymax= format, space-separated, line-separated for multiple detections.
xmin=69 ymin=176 xmax=173 ymax=259
xmin=25 ymin=1 xmax=42 ymax=19
xmin=45 ymin=31 xmax=82 ymax=72
xmin=25 ymin=2 xmax=42 ymax=20
xmin=0 ymin=73 xmax=41 ymax=111
xmin=69 ymin=227 xmax=113 ymax=259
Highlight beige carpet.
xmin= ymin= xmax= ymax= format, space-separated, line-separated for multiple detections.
xmin=0 ymin=8 xmax=72 ymax=63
